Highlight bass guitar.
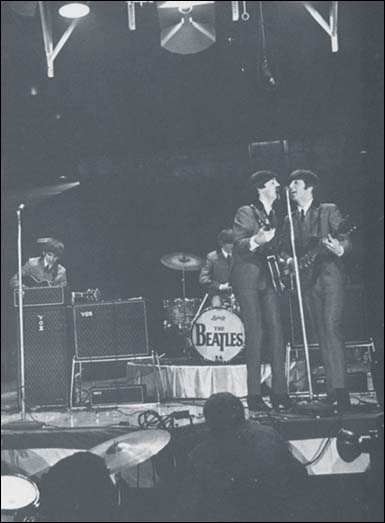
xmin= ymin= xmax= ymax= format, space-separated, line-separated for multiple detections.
xmin=250 ymin=205 xmax=287 ymax=295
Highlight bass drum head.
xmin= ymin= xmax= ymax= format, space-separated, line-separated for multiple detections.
xmin=191 ymin=308 xmax=245 ymax=362
xmin=1 ymin=474 xmax=40 ymax=513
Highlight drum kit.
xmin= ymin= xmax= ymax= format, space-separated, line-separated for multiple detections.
xmin=161 ymin=252 xmax=245 ymax=363
xmin=1 ymin=430 xmax=170 ymax=522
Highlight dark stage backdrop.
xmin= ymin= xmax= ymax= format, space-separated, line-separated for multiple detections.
xmin=2 ymin=138 xmax=384 ymax=379
xmin=2 ymin=2 xmax=384 ymax=376
xmin=3 ymin=137 xmax=374 ymax=301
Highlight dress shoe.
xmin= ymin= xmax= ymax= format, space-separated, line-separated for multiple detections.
xmin=247 ymin=395 xmax=271 ymax=413
xmin=271 ymin=394 xmax=294 ymax=412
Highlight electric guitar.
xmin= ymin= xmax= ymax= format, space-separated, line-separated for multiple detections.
xmin=22 ymin=275 xmax=53 ymax=287
xmin=290 ymin=223 xmax=358 ymax=289
xmin=21 ymin=275 xmax=101 ymax=302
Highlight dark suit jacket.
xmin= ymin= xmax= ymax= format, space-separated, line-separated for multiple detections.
xmin=9 ymin=257 xmax=67 ymax=289
xmin=281 ymin=203 xmax=352 ymax=287
xmin=174 ymin=422 xmax=307 ymax=522
xmin=199 ymin=250 xmax=232 ymax=293
xmin=231 ymin=204 xmax=279 ymax=291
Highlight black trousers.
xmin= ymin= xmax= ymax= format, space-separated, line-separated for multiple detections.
xmin=304 ymin=278 xmax=347 ymax=394
xmin=235 ymin=288 xmax=287 ymax=396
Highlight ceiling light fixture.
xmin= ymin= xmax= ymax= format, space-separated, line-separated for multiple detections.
xmin=58 ymin=1 xmax=90 ymax=19
xmin=157 ymin=1 xmax=216 ymax=54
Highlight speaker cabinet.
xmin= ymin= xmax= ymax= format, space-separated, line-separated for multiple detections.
xmin=20 ymin=306 xmax=70 ymax=408
xmin=289 ymin=284 xmax=369 ymax=347
xmin=73 ymin=299 xmax=149 ymax=359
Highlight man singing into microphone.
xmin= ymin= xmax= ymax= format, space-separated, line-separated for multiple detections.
xmin=231 ymin=171 xmax=291 ymax=413
xmin=10 ymin=238 xmax=67 ymax=289
xmin=282 ymin=170 xmax=352 ymax=410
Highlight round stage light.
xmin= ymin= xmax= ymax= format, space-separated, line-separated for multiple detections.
xmin=58 ymin=2 xmax=90 ymax=19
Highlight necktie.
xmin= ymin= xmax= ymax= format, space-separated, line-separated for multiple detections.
xmin=300 ymin=209 xmax=306 ymax=222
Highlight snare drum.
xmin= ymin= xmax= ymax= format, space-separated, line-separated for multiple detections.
xmin=191 ymin=308 xmax=245 ymax=362
xmin=1 ymin=475 xmax=39 ymax=522
xmin=210 ymin=293 xmax=240 ymax=315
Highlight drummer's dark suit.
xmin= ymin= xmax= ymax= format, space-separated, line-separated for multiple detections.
xmin=231 ymin=203 xmax=287 ymax=396
xmin=199 ymin=250 xmax=232 ymax=294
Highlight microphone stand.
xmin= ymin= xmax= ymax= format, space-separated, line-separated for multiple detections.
xmin=285 ymin=188 xmax=314 ymax=400
xmin=258 ymin=0 xmax=277 ymax=89
xmin=2 ymin=206 xmax=46 ymax=430
xmin=17 ymin=205 xmax=27 ymax=419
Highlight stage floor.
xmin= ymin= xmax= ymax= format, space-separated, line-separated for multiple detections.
xmin=2 ymin=378 xmax=382 ymax=480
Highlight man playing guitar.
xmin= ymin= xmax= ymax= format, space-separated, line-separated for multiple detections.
xmin=10 ymin=238 xmax=67 ymax=289
xmin=231 ymin=171 xmax=291 ymax=413
xmin=282 ymin=170 xmax=352 ymax=410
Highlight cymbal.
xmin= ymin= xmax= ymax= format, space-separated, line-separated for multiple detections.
xmin=90 ymin=430 xmax=171 ymax=473
xmin=161 ymin=252 xmax=204 ymax=271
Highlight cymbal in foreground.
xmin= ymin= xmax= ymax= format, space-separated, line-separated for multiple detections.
xmin=90 ymin=430 xmax=171 ymax=472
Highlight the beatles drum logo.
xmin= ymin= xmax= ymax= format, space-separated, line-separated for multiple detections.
xmin=191 ymin=308 xmax=245 ymax=362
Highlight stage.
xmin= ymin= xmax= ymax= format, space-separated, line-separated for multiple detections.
xmin=1 ymin=378 xmax=382 ymax=478
xmin=2 ymin=374 xmax=383 ymax=522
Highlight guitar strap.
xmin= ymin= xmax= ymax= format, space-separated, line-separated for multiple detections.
xmin=250 ymin=204 xmax=267 ymax=227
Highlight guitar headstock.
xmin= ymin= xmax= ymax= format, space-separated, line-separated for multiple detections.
xmin=85 ymin=288 xmax=101 ymax=302
xmin=71 ymin=288 xmax=102 ymax=304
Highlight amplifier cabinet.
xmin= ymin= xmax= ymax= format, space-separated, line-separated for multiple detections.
xmin=73 ymin=299 xmax=149 ymax=359
xmin=19 ymin=305 xmax=70 ymax=408
xmin=90 ymin=385 xmax=146 ymax=407
xmin=14 ymin=286 xmax=65 ymax=307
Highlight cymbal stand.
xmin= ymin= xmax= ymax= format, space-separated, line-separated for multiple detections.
xmin=179 ymin=264 xmax=195 ymax=356
xmin=181 ymin=265 xmax=187 ymax=328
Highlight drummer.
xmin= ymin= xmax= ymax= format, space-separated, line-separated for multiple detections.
xmin=199 ymin=229 xmax=234 ymax=308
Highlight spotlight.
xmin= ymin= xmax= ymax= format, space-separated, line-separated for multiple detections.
xmin=336 ymin=429 xmax=361 ymax=462
xmin=58 ymin=1 xmax=90 ymax=19
xmin=157 ymin=1 xmax=216 ymax=55
xmin=337 ymin=420 xmax=384 ymax=463
xmin=178 ymin=1 xmax=193 ymax=14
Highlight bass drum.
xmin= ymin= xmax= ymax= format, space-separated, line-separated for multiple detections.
xmin=191 ymin=308 xmax=245 ymax=362
xmin=1 ymin=474 xmax=40 ymax=522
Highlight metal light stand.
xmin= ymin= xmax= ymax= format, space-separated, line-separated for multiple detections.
xmin=285 ymin=188 xmax=314 ymax=400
